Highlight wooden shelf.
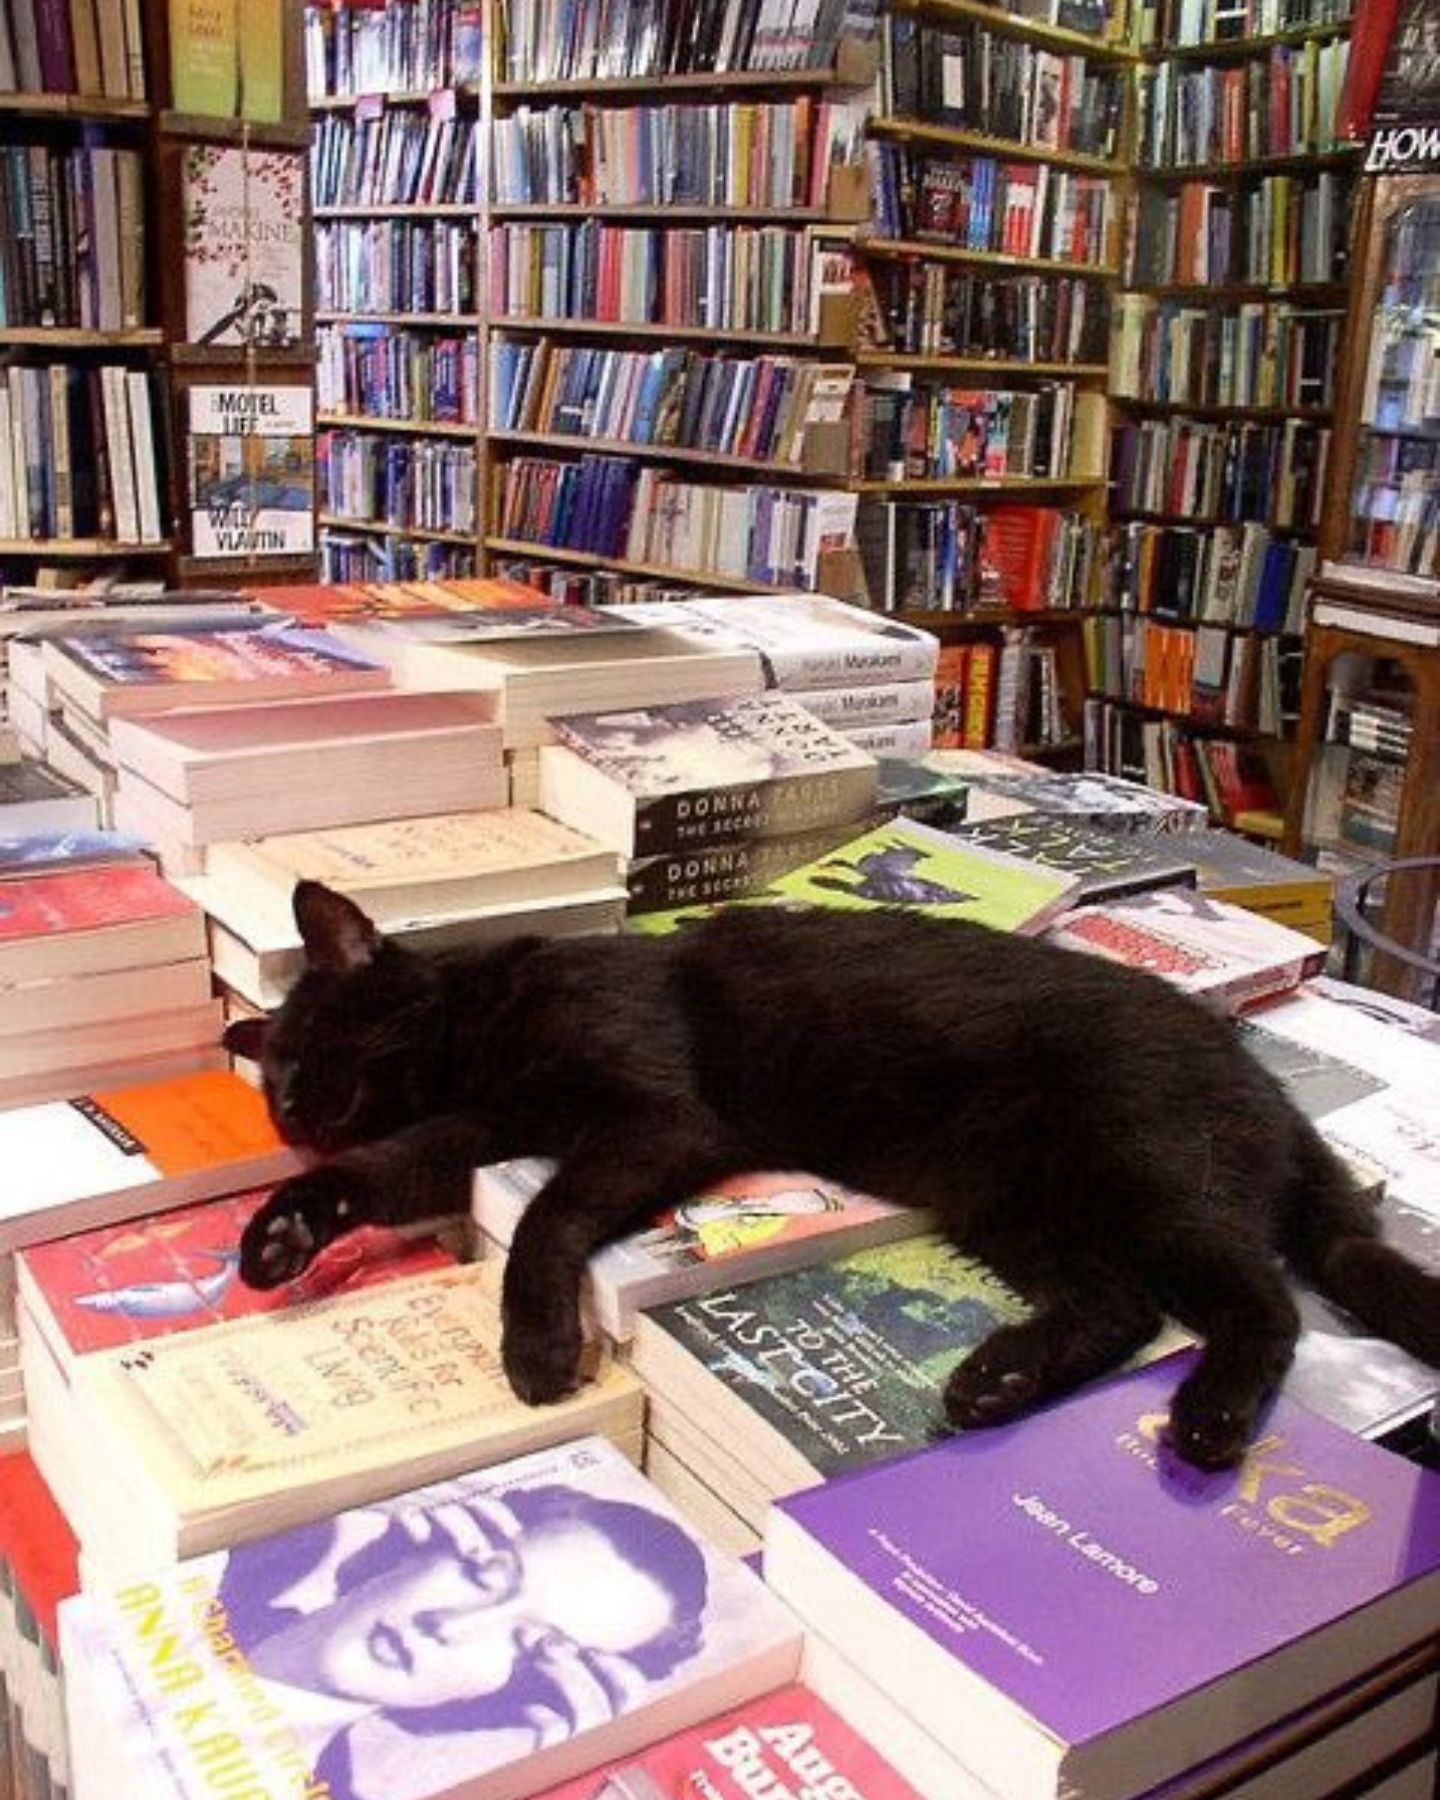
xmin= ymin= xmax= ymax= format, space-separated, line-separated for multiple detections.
xmin=315 ymin=312 xmax=479 ymax=328
xmin=169 ymin=344 xmax=318 ymax=368
xmin=1114 ymin=399 xmax=1334 ymax=423
xmin=487 ymin=429 xmax=845 ymax=481
xmin=860 ymin=237 xmax=1119 ymax=280
xmin=1083 ymin=605 xmax=1299 ymax=637
xmin=484 ymin=538 xmax=813 ymax=594
xmin=1147 ymin=20 xmax=1351 ymax=62
xmin=489 ymin=202 xmax=834 ymax=222
xmin=1136 ymin=146 xmax=1362 ymax=184
xmin=159 ymin=111 xmax=309 ymax=148
xmin=316 ymin=413 xmax=479 ymax=439
xmin=1087 ymin=694 xmax=1273 ymax=738
xmin=854 ymin=474 xmax=1104 ymax=495
xmin=871 ymin=115 xmax=1124 ymax=177
xmin=896 ymin=606 xmax=1084 ymax=626
xmin=308 ymin=86 xmax=482 ymax=112
xmin=0 ymin=538 xmax=172 ymax=557
xmin=318 ymin=514 xmax=477 ymax=546
xmin=490 ymin=47 xmax=877 ymax=102
xmin=1112 ymin=508 xmax=1319 ymax=538
xmin=887 ymin=0 xmax=1139 ymax=63
xmin=857 ymin=351 xmax=1110 ymax=378
xmin=494 ymin=316 xmax=846 ymax=349
xmin=0 ymin=327 xmax=163 ymax=347
xmin=313 ymin=203 xmax=478 ymax=219
xmin=0 ymin=91 xmax=147 ymax=121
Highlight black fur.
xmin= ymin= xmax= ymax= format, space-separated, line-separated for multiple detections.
xmin=232 ymin=881 xmax=1440 ymax=1471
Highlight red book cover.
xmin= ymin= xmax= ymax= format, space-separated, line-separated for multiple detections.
xmin=984 ymin=506 xmax=1055 ymax=610
xmin=18 ymin=1189 xmax=456 ymax=1360
xmin=932 ymin=643 xmax=970 ymax=749
xmin=533 ymin=1684 xmax=924 ymax=1800
xmin=0 ymin=1452 xmax=79 ymax=1652
xmin=0 ymin=863 xmax=197 ymax=944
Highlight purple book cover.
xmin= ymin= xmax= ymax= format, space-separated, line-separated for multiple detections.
xmin=769 ymin=1353 xmax=1440 ymax=1758
xmin=60 ymin=1436 xmax=801 ymax=1800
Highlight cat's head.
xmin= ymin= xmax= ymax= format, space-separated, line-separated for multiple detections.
xmin=223 ymin=882 xmax=446 ymax=1154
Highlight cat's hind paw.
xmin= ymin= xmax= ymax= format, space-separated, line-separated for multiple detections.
xmin=239 ymin=1168 xmax=367 ymax=1289
xmin=501 ymin=1319 xmax=584 ymax=1408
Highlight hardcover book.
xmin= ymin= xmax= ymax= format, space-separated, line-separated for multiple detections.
xmin=60 ymin=1437 xmax=802 ymax=1800
xmin=42 ymin=622 xmax=389 ymax=722
xmin=50 ymin=1265 xmax=647 ymax=1573
xmin=763 ymin=816 xmax=1081 ymax=934
xmin=182 ymin=145 xmax=303 ymax=349
xmin=473 ymin=1161 xmax=925 ymax=1341
xmin=532 ymin=1683 xmax=925 ymax=1800
xmin=202 ymin=807 xmax=622 ymax=929
xmin=538 ymin=693 xmax=879 ymax=857
xmin=1043 ymin=888 xmax=1327 ymax=1013
xmin=764 ymin=1351 xmax=1440 ymax=1800
xmin=0 ymin=1068 xmax=300 ymax=1256
xmin=950 ymin=813 xmax=1200 ymax=906
xmin=606 ymin=594 xmax=941 ymax=690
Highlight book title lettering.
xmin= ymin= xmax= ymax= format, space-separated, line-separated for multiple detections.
xmin=707 ymin=1719 xmax=869 ymax=1800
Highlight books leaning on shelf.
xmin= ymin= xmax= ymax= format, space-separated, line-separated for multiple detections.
xmin=0 ymin=141 xmax=146 ymax=329
xmin=763 ymin=1350 xmax=1440 ymax=1800
xmin=473 ymin=1160 xmax=927 ymax=1343
xmin=1042 ymin=884 xmax=1328 ymax=1012
xmin=60 ymin=1436 xmax=802 ymax=1800
xmin=0 ymin=0 xmax=148 ymax=99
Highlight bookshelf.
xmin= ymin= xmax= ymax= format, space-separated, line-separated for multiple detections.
xmin=0 ymin=0 xmax=317 ymax=595
xmin=1085 ymin=0 xmax=1362 ymax=828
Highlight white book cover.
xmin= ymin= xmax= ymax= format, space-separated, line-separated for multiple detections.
xmin=183 ymin=146 xmax=304 ymax=349
xmin=188 ymin=383 xmax=315 ymax=558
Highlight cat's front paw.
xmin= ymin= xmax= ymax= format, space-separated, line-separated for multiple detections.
xmin=240 ymin=1167 xmax=370 ymax=1289
xmin=501 ymin=1315 xmax=584 ymax=1407
xmin=943 ymin=1350 xmax=1040 ymax=1429
xmin=1165 ymin=1372 xmax=1255 ymax=1471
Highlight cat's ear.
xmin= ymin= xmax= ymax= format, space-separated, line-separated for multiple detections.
xmin=293 ymin=881 xmax=381 ymax=974
xmin=223 ymin=1016 xmax=270 ymax=1061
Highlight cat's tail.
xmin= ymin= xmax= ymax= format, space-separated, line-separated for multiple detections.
xmin=1284 ymin=1119 xmax=1440 ymax=1369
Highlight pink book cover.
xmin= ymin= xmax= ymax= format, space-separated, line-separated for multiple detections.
xmin=0 ymin=864 xmax=197 ymax=941
xmin=532 ymin=1683 xmax=924 ymax=1800
xmin=19 ymin=1189 xmax=456 ymax=1359
xmin=117 ymin=691 xmax=502 ymax=758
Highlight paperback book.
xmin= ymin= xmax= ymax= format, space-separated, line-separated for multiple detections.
xmin=0 ymin=761 xmax=96 ymax=834
xmin=958 ymin=770 xmax=1210 ymax=835
xmin=473 ymin=1161 xmax=925 ymax=1341
xmin=764 ymin=1350 xmax=1440 ymax=1800
xmin=60 ymin=1435 xmax=802 ymax=1800
xmin=0 ymin=862 xmax=205 ymax=983
xmin=182 ymin=145 xmax=304 ymax=349
xmin=950 ymin=812 xmax=1200 ymax=906
xmin=187 ymin=384 xmax=315 ymax=560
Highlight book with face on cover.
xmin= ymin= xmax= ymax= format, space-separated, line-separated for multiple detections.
xmin=1042 ymin=887 xmax=1327 ymax=1013
xmin=531 ymin=1683 xmax=926 ymax=1800
xmin=202 ymin=807 xmax=623 ymax=928
xmin=0 ymin=1068 xmax=301 ymax=1257
xmin=59 ymin=1435 xmax=802 ymax=1800
xmin=473 ymin=1160 xmax=926 ymax=1342
xmin=763 ymin=1350 xmax=1440 ymax=1800
xmin=41 ymin=621 xmax=390 ymax=723
xmin=538 ymin=693 xmax=879 ymax=857
xmin=41 ymin=1265 xmax=648 ymax=1582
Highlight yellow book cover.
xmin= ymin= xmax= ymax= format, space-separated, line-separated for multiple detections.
xmin=238 ymin=0 xmax=284 ymax=122
xmin=80 ymin=1263 xmax=643 ymax=1527
xmin=168 ymin=0 xmax=239 ymax=117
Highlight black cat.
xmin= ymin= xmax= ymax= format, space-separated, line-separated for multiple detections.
xmin=226 ymin=881 xmax=1439 ymax=1471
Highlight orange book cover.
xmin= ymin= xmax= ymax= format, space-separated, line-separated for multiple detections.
xmin=932 ymin=644 xmax=970 ymax=749
xmin=964 ymin=640 xmax=997 ymax=746
xmin=85 ymin=1069 xmax=284 ymax=1179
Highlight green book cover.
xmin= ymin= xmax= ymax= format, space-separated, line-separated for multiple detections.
xmin=239 ymin=0 xmax=285 ymax=123
xmin=644 ymin=1235 xmax=1032 ymax=1478
xmin=168 ymin=0 xmax=240 ymax=117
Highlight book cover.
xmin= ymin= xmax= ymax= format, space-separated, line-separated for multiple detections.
xmin=182 ymin=145 xmax=303 ymax=349
xmin=187 ymin=384 xmax=314 ymax=560
xmin=0 ymin=863 xmax=197 ymax=945
xmin=541 ymin=693 xmax=878 ymax=854
xmin=1233 ymin=1019 xmax=1388 ymax=1121
xmin=73 ymin=1265 xmax=645 ymax=1531
xmin=18 ymin=1189 xmax=456 ymax=1362
xmin=952 ymin=813 xmax=1200 ymax=906
xmin=608 ymin=595 xmax=940 ymax=690
xmin=0 ymin=829 xmax=148 ymax=878
xmin=1183 ymin=827 xmax=1334 ymax=913
xmin=167 ymin=0 xmax=238 ymax=116
xmin=60 ymin=1436 xmax=801 ymax=1800
xmin=960 ymin=771 xmax=1210 ymax=835
xmin=533 ymin=1683 xmax=924 ymax=1800
xmin=0 ymin=1068 xmax=298 ymax=1253
xmin=343 ymin=607 xmax=645 ymax=647
xmin=765 ymin=816 xmax=1081 ymax=934
xmin=1043 ymin=888 xmax=1327 ymax=1012
xmin=765 ymin=1351 xmax=1440 ymax=1800
xmin=474 ymin=1161 xmax=922 ymax=1341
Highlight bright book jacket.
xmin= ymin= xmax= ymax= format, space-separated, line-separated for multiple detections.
xmin=0 ymin=1069 xmax=300 ymax=1254
xmin=261 ymin=576 xmax=547 ymax=623
xmin=1043 ymin=888 xmax=1328 ymax=1013
xmin=764 ymin=1351 xmax=1440 ymax=1800
xmin=606 ymin=594 xmax=941 ymax=690
xmin=16 ymin=1189 xmax=456 ymax=1372
xmin=532 ymin=1683 xmax=925 ymax=1800
xmin=62 ymin=1265 xmax=647 ymax=1570
xmin=42 ymin=622 xmax=388 ymax=720
xmin=59 ymin=1437 xmax=802 ymax=1800
xmin=473 ymin=1160 xmax=924 ymax=1341
xmin=763 ymin=816 xmax=1081 ymax=934
xmin=0 ymin=863 xmax=204 ymax=977
xmin=0 ymin=830 xmax=149 ymax=878
xmin=183 ymin=146 xmax=304 ymax=348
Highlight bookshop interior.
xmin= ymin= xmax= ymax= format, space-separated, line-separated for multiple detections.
xmin=1 ymin=0 xmax=1440 ymax=1797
